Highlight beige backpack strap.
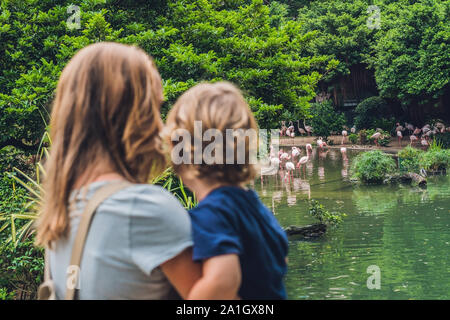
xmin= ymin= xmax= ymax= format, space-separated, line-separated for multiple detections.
xmin=65 ymin=180 xmax=132 ymax=300
xmin=44 ymin=249 xmax=51 ymax=281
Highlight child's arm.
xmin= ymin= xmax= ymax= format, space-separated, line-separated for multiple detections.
xmin=161 ymin=247 xmax=202 ymax=299
xmin=187 ymin=254 xmax=241 ymax=300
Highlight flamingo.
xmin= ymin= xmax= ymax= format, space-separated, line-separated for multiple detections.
xmin=410 ymin=135 xmax=418 ymax=145
xmin=397 ymin=129 xmax=403 ymax=147
xmin=317 ymin=137 xmax=327 ymax=150
xmin=285 ymin=161 xmax=295 ymax=182
xmin=413 ymin=127 xmax=421 ymax=136
xmin=280 ymin=152 xmax=290 ymax=161
xmin=405 ymin=122 xmax=414 ymax=135
xmin=371 ymin=131 xmax=382 ymax=147
xmin=290 ymin=131 xmax=295 ymax=138
xmin=351 ymin=126 xmax=356 ymax=134
xmin=341 ymin=130 xmax=348 ymax=145
xmin=291 ymin=147 xmax=301 ymax=160
xmin=286 ymin=128 xmax=291 ymax=137
xmin=435 ymin=122 xmax=445 ymax=133
xmin=421 ymin=137 xmax=429 ymax=148
xmin=303 ymin=119 xmax=313 ymax=136
xmin=296 ymin=144 xmax=312 ymax=173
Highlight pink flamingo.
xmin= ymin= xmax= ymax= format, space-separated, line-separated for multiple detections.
xmin=285 ymin=161 xmax=295 ymax=180
xmin=317 ymin=137 xmax=327 ymax=150
xmin=291 ymin=147 xmax=301 ymax=160
xmin=303 ymin=119 xmax=313 ymax=136
xmin=410 ymin=135 xmax=418 ymax=145
xmin=397 ymin=129 xmax=403 ymax=147
xmin=371 ymin=131 xmax=382 ymax=147
xmin=296 ymin=144 xmax=312 ymax=174
xmin=341 ymin=130 xmax=348 ymax=145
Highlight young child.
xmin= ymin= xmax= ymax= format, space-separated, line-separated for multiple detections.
xmin=165 ymin=82 xmax=288 ymax=299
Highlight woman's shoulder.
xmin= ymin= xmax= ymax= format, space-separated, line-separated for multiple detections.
xmin=103 ymin=183 xmax=187 ymax=218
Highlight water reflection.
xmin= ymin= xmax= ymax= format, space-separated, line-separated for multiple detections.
xmin=254 ymin=146 xmax=450 ymax=300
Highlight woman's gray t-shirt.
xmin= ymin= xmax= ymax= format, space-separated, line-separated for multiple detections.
xmin=49 ymin=181 xmax=193 ymax=299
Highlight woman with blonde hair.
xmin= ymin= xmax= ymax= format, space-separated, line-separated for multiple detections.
xmin=36 ymin=42 xmax=200 ymax=299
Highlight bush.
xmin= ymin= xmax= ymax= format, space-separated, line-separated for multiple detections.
xmin=351 ymin=150 xmax=397 ymax=183
xmin=309 ymin=100 xmax=346 ymax=138
xmin=308 ymin=200 xmax=346 ymax=227
xmin=398 ymin=146 xmax=425 ymax=173
xmin=434 ymin=132 xmax=450 ymax=149
xmin=354 ymin=97 xmax=389 ymax=130
xmin=419 ymin=149 xmax=450 ymax=172
xmin=349 ymin=133 xmax=358 ymax=144
xmin=0 ymin=241 xmax=44 ymax=300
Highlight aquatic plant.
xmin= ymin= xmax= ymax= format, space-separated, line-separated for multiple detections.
xmin=350 ymin=150 xmax=397 ymax=183
xmin=308 ymin=200 xmax=346 ymax=227
xmin=419 ymin=149 xmax=450 ymax=172
xmin=398 ymin=146 xmax=425 ymax=173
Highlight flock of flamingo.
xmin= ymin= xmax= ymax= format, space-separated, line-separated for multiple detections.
xmin=262 ymin=142 xmax=346 ymax=184
xmin=279 ymin=120 xmax=449 ymax=148
xmin=263 ymin=120 xmax=449 ymax=184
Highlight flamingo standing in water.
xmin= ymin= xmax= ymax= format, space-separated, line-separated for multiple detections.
xmin=291 ymin=147 xmax=301 ymax=160
xmin=285 ymin=161 xmax=295 ymax=182
xmin=296 ymin=144 xmax=312 ymax=174
xmin=317 ymin=137 xmax=327 ymax=150
xmin=341 ymin=130 xmax=348 ymax=145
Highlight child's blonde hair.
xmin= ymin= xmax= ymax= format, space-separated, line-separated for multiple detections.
xmin=165 ymin=82 xmax=258 ymax=185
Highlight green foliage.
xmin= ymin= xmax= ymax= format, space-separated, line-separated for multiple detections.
xmin=349 ymin=133 xmax=358 ymax=144
xmin=308 ymin=100 xmax=346 ymax=138
xmin=419 ymin=145 xmax=450 ymax=172
xmin=152 ymin=167 xmax=197 ymax=210
xmin=354 ymin=96 xmax=388 ymax=130
xmin=351 ymin=150 xmax=397 ymax=183
xmin=0 ymin=0 xmax=336 ymax=150
xmin=371 ymin=0 xmax=450 ymax=107
xmin=398 ymin=146 xmax=425 ymax=173
xmin=0 ymin=287 xmax=15 ymax=300
xmin=297 ymin=0 xmax=376 ymax=80
xmin=308 ymin=200 xmax=346 ymax=227
xmin=434 ymin=132 xmax=450 ymax=149
xmin=0 ymin=240 xmax=44 ymax=300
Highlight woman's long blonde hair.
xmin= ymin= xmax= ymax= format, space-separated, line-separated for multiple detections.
xmin=36 ymin=42 xmax=166 ymax=247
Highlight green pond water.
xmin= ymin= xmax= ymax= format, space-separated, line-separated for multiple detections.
xmin=253 ymin=147 xmax=450 ymax=300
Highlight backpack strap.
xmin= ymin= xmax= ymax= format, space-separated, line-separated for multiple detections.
xmin=65 ymin=180 xmax=132 ymax=300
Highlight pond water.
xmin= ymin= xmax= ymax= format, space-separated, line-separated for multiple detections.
xmin=253 ymin=147 xmax=450 ymax=300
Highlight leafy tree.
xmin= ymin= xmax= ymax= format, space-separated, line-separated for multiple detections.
xmin=308 ymin=100 xmax=346 ymax=138
xmin=371 ymin=0 xmax=450 ymax=107
xmin=354 ymin=96 xmax=388 ymax=129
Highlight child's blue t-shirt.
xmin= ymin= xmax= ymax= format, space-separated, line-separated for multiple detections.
xmin=188 ymin=186 xmax=289 ymax=299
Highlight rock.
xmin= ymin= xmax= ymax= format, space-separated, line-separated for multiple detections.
xmin=284 ymin=223 xmax=327 ymax=239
